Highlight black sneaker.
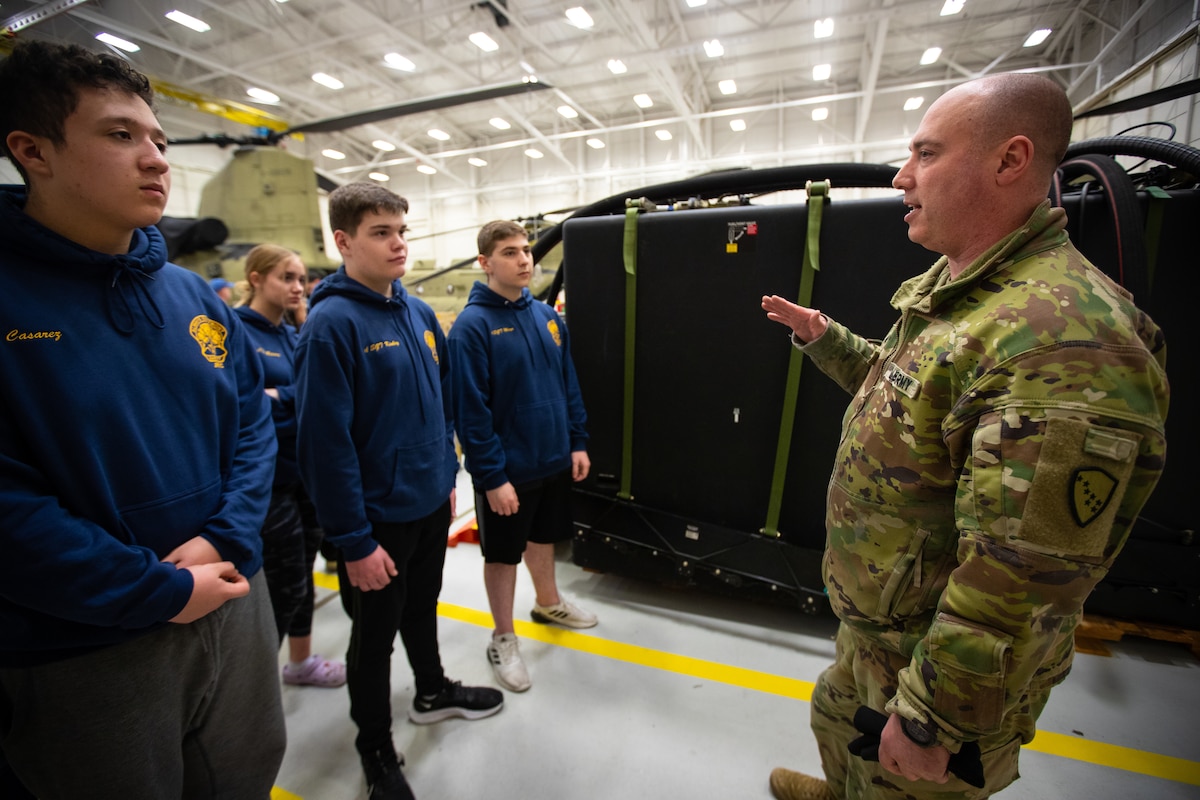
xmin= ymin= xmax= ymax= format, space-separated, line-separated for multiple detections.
xmin=362 ymin=747 xmax=415 ymax=800
xmin=407 ymin=678 xmax=503 ymax=724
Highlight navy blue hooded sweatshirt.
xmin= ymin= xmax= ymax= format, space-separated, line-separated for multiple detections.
xmin=235 ymin=306 xmax=300 ymax=487
xmin=0 ymin=187 xmax=276 ymax=667
xmin=294 ymin=268 xmax=457 ymax=562
xmin=448 ymin=282 xmax=588 ymax=491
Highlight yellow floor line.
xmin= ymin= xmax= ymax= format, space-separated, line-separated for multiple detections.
xmin=307 ymin=574 xmax=1200 ymax=787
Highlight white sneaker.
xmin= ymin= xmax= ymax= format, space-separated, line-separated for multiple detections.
xmin=486 ymin=633 xmax=531 ymax=692
xmin=530 ymin=599 xmax=598 ymax=629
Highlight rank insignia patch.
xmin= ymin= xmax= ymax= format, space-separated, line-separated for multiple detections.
xmin=1070 ymin=467 xmax=1117 ymax=527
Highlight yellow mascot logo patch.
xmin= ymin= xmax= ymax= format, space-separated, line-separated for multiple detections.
xmin=424 ymin=330 xmax=439 ymax=364
xmin=1070 ymin=468 xmax=1117 ymax=527
xmin=546 ymin=319 xmax=561 ymax=347
xmin=189 ymin=315 xmax=228 ymax=368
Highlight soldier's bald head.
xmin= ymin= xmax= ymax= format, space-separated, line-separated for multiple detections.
xmin=944 ymin=73 xmax=1074 ymax=181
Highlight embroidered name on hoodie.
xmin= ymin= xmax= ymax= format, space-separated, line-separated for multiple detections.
xmin=491 ymin=326 xmax=515 ymax=336
xmin=7 ymin=329 xmax=62 ymax=342
xmin=364 ymin=340 xmax=400 ymax=354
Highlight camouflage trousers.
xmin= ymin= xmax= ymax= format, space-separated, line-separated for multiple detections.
xmin=810 ymin=623 xmax=1050 ymax=799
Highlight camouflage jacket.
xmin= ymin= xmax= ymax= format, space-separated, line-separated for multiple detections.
xmin=798 ymin=200 xmax=1169 ymax=746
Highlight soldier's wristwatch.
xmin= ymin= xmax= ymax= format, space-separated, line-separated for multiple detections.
xmin=901 ymin=716 xmax=939 ymax=748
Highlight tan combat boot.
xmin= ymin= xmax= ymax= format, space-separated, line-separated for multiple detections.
xmin=769 ymin=767 xmax=837 ymax=800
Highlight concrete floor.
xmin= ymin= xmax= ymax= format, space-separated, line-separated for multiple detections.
xmin=271 ymin=475 xmax=1200 ymax=800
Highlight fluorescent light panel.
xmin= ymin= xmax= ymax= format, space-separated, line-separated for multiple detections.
xmin=729 ymin=118 xmax=746 ymax=132
xmin=718 ymin=79 xmax=737 ymax=95
xmin=703 ymin=39 xmax=724 ymax=58
xmin=633 ymin=93 xmax=653 ymax=108
xmin=586 ymin=138 xmax=605 ymax=149
xmin=246 ymin=87 xmax=280 ymax=103
xmin=904 ymin=96 xmax=924 ymax=111
xmin=312 ymin=72 xmax=344 ymax=90
xmin=811 ymin=107 xmax=829 ymax=121
xmin=686 ymin=0 xmax=707 ymax=6
xmin=322 ymin=149 xmax=345 ymax=159
xmin=940 ymin=0 xmax=966 ymax=15
xmin=427 ymin=129 xmax=450 ymax=141
xmin=920 ymin=47 xmax=942 ymax=65
xmin=165 ymin=10 xmax=210 ymax=32
xmin=607 ymin=59 xmax=627 ymax=74
xmin=489 ymin=117 xmax=511 ymax=130
xmin=525 ymin=148 xmax=544 ymax=159
xmin=565 ymin=7 xmax=594 ymax=28
xmin=655 ymin=129 xmax=672 ymax=141
xmin=96 ymin=32 xmax=139 ymax=52
xmin=470 ymin=31 xmax=499 ymax=51
xmin=1024 ymin=28 xmax=1052 ymax=47
xmin=369 ymin=172 xmax=389 ymax=182
xmin=416 ymin=164 xmax=437 ymax=175
xmin=468 ymin=157 xmax=489 ymax=167
xmin=814 ymin=18 xmax=834 ymax=39
xmin=372 ymin=140 xmax=396 ymax=152
xmin=557 ymin=105 xmax=579 ymax=119
xmin=813 ymin=63 xmax=831 ymax=81
xmin=384 ymin=53 xmax=416 ymax=71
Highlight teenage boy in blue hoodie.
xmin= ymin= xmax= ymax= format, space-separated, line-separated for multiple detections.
xmin=0 ymin=41 xmax=284 ymax=799
xmin=447 ymin=220 xmax=595 ymax=694
xmin=294 ymin=182 xmax=502 ymax=800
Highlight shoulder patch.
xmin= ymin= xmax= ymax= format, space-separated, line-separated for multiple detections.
xmin=1070 ymin=467 xmax=1117 ymax=527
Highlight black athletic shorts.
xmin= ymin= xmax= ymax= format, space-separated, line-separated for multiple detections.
xmin=475 ymin=468 xmax=573 ymax=564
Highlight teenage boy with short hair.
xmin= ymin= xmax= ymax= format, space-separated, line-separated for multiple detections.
xmin=448 ymin=220 xmax=595 ymax=694
xmin=295 ymin=182 xmax=502 ymax=800
xmin=0 ymin=40 xmax=284 ymax=798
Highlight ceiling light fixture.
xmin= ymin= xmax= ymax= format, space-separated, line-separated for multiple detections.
xmin=586 ymin=138 xmax=606 ymax=149
xmin=607 ymin=59 xmax=627 ymax=74
xmin=814 ymin=18 xmax=834 ymax=39
xmin=1023 ymin=28 xmax=1052 ymax=47
xmin=469 ymin=31 xmax=500 ymax=52
xmin=686 ymin=0 xmax=707 ymax=6
xmin=940 ymin=0 xmax=966 ymax=15
xmin=718 ymin=79 xmax=737 ymax=95
xmin=489 ymin=117 xmax=511 ymax=130
xmin=417 ymin=164 xmax=438 ymax=175
xmin=427 ymin=129 xmax=450 ymax=141
xmin=703 ymin=39 xmax=724 ymax=58
xmin=811 ymin=107 xmax=829 ymax=121
xmin=525 ymin=148 xmax=544 ymax=159
xmin=557 ymin=105 xmax=579 ymax=119
xmin=322 ymin=149 xmax=346 ymax=160
xmin=312 ymin=72 xmax=344 ymax=90
xmin=369 ymin=172 xmax=390 ymax=182
xmin=633 ymin=93 xmax=653 ymax=108
xmin=468 ymin=157 xmax=489 ymax=167
xmin=384 ymin=53 xmax=416 ymax=71
xmin=812 ymin=63 xmax=831 ymax=81
xmin=165 ymin=10 xmax=210 ymax=32
xmin=95 ymin=32 xmax=139 ymax=52
xmin=903 ymin=96 xmax=924 ymax=111
xmin=565 ymin=7 xmax=594 ymax=29
xmin=730 ymin=118 xmax=746 ymax=132
xmin=920 ymin=47 xmax=942 ymax=65
xmin=372 ymin=140 xmax=396 ymax=152
xmin=246 ymin=87 xmax=280 ymax=104
xmin=655 ymin=129 xmax=673 ymax=141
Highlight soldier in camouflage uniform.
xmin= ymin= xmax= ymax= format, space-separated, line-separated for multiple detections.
xmin=761 ymin=72 xmax=1169 ymax=799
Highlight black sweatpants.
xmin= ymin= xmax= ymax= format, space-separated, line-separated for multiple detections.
xmin=338 ymin=501 xmax=450 ymax=756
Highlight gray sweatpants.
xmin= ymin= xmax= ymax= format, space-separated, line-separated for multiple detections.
xmin=0 ymin=570 xmax=286 ymax=800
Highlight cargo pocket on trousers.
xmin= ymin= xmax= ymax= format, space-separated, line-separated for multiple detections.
xmin=928 ymin=614 xmax=1012 ymax=737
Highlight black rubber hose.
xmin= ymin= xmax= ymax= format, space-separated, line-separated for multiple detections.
xmin=534 ymin=162 xmax=900 ymax=301
xmin=1064 ymin=135 xmax=1200 ymax=177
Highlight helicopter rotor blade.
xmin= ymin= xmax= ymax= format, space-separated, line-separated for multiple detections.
xmin=279 ymin=80 xmax=552 ymax=138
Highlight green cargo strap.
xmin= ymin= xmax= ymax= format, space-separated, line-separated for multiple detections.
xmin=618 ymin=198 xmax=645 ymax=500
xmin=762 ymin=180 xmax=828 ymax=538
xmin=1143 ymin=185 xmax=1169 ymax=291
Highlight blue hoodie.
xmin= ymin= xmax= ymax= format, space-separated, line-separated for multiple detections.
xmin=448 ymin=282 xmax=588 ymax=491
xmin=294 ymin=268 xmax=457 ymax=561
xmin=0 ymin=187 xmax=276 ymax=667
xmin=235 ymin=306 xmax=299 ymax=487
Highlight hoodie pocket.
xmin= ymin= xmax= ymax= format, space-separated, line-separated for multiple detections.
xmin=117 ymin=477 xmax=222 ymax=556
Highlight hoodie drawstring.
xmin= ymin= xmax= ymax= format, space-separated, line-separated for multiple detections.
xmin=108 ymin=264 xmax=165 ymax=334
